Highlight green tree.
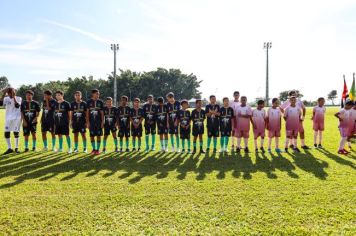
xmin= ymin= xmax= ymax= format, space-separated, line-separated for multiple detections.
xmin=327 ymin=90 xmax=337 ymax=105
xmin=279 ymin=90 xmax=303 ymax=102
xmin=0 ymin=76 xmax=10 ymax=90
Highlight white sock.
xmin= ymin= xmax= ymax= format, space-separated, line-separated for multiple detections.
xmin=285 ymin=138 xmax=289 ymax=148
xmin=260 ymin=138 xmax=264 ymax=148
xmin=6 ymin=138 xmax=11 ymax=149
xmin=275 ymin=137 xmax=279 ymax=149
xmin=301 ymin=139 xmax=305 ymax=146
xmin=314 ymin=131 xmax=318 ymax=144
xmin=339 ymin=137 xmax=347 ymax=150
xmin=237 ymin=138 xmax=241 ymax=148
xmin=268 ymin=138 xmax=272 ymax=149
xmin=319 ymin=131 xmax=323 ymax=145
xmin=243 ymin=138 xmax=248 ymax=148
xmin=15 ymin=137 xmax=19 ymax=148
xmin=254 ymin=139 xmax=258 ymax=149
xmin=231 ymin=136 xmax=236 ymax=147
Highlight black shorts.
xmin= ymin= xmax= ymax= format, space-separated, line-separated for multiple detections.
xmin=220 ymin=129 xmax=232 ymax=137
xmin=41 ymin=120 xmax=54 ymax=133
xmin=180 ymin=127 xmax=190 ymax=139
xmin=144 ymin=122 xmax=156 ymax=135
xmin=104 ymin=126 xmax=117 ymax=136
xmin=23 ymin=123 xmax=37 ymax=136
xmin=207 ymin=125 xmax=220 ymax=137
xmin=192 ymin=125 xmax=204 ymax=137
xmin=118 ymin=127 xmax=130 ymax=138
xmin=158 ymin=127 xmax=168 ymax=135
xmin=168 ymin=125 xmax=178 ymax=135
xmin=55 ymin=124 xmax=69 ymax=135
xmin=72 ymin=123 xmax=86 ymax=134
xmin=131 ymin=126 xmax=143 ymax=137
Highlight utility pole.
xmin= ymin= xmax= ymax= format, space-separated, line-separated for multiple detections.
xmin=263 ymin=42 xmax=272 ymax=106
xmin=110 ymin=44 xmax=119 ymax=106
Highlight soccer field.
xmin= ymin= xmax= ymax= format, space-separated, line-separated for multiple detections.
xmin=0 ymin=107 xmax=355 ymax=235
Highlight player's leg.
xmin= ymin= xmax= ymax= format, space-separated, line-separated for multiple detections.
xmin=74 ymin=132 xmax=79 ymax=152
xmin=51 ymin=131 xmax=56 ymax=151
xmin=103 ymin=134 xmax=109 ymax=153
xmin=260 ymin=132 xmax=265 ymax=152
xmin=66 ymin=134 xmax=72 ymax=153
xmin=318 ymin=130 xmax=323 ymax=147
xmin=90 ymin=135 xmax=96 ymax=154
xmin=151 ymin=124 xmax=156 ymax=151
xmin=145 ymin=125 xmax=150 ymax=152
xmin=132 ymin=135 xmax=137 ymax=151
xmin=24 ymin=134 xmax=30 ymax=152
xmin=243 ymin=132 xmax=249 ymax=153
xmin=96 ymin=135 xmax=101 ymax=154
xmin=58 ymin=134 xmax=63 ymax=151
xmin=80 ymin=131 xmax=87 ymax=153
xmin=42 ymin=131 xmax=48 ymax=150
xmin=31 ymin=130 xmax=37 ymax=151
xmin=113 ymin=132 xmax=118 ymax=152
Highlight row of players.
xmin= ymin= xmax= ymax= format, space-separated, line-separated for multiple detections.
xmin=3 ymin=88 xmax=345 ymax=155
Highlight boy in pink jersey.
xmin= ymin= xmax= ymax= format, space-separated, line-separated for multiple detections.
xmin=235 ymin=96 xmax=252 ymax=153
xmin=281 ymin=90 xmax=309 ymax=149
xmin=284 ymin=96 xmax=302 ymax=152
xmin=251 ymin=100 xmax=266 ymax=153
xmin=335 ymin=100 xmax=353 ymax=154
xmin=347 ymin=103 xmax=356 ymax=150
xmin=266 ymin=98 xmax=282 ymax=153
xmin=311 ymin=97 xmax=326 ymax=148
xmin=229 ymin=91 xmax=240 ymax=150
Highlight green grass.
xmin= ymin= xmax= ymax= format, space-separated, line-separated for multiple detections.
xmin=0 ymin=107 xmax=355 ymax=235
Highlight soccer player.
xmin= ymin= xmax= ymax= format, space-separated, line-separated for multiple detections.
xmin=348 ymin=103 xmax=356 ymax=149
xmin=219 ymin=97 xmax=234 ymax=153
xmin=21 ymin=90 xmax=40 ymax=152
xmin=117 ymin=95 xmax=131 ymax=152
xmin=143 ymin=95 xmax=157 ymax=152
xmin=251 ymin=100 xmax=266 ymax=153
xmin=103 ymin=97 xmax=118 ymax=153
xmin=71 ymin=91 xmax=88 ymax=153
xmin=281 ymin=90 xmax=309 ymax=149
xmin=177 ymin=100 xmax=191 ymax=153
xmin=166 ymin=92 xmax=181 ymax=152
xmin=335 ymin=100 xmax=353 ymax=154
xmin=235 ymin=96 xmax=252 ymax=153
xmin=87 ymin=89 xmax=104 ymax=155
xmin=54 ymin=90 xmax=72 ymax=153
xmin=191 ymin=99 xmax=206 ymax=154
xmin=229 ymin=91 xmax=240 ymax=150
xmin=266 ymin=98 xmax=282 ymax=153
xmin=311 ymin=97 xmax=326 ymax=148
xmin=156 ymin=97 xmax=169 ymax=152
xmin=130 ymin=98 xmax=144 ymax=151
xmin=41 ymin=90 xmax=56 ymax=151
xmin=284 ymin=96 xmax=302 ymax=153
xmin=205 ymin=95 xmax=220 ymax=152
xmin=0 ymin=87 xmax=22 ymax=154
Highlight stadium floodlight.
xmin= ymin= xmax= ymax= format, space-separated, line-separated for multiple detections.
xmin=110 ymin=44 xmax=119 ymax=106
xmin=263 ymin=42 xmax=272 ymax=106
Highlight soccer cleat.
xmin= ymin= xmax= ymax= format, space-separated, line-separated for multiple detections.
xmin=275 ymin=148 xmax=282 ymax=153
xmin=192 ymin=147 xmax=196 ymax=154
xmin=115 ymin=148 xmax=119 ymax=153
xmin=151 ymin=147 xmax=155 ymax=151
xmin=177 ymin=148 xmax=181 ymax=153
xmin=52 ymin=148 xmax=57 ymax=152
xmin=73 ymin=149 xmax=79 ymax=153
xmin=3 ymin=149 xmax=13 ymax=155
xmin=181 ymin=149 xmax=185 ymax=153
xmin=260 ymin=147 xmax=265 ymax=153
xmin=318 ymin=144 xmax=323 ymax=148
xmin=68 ymin=148 xmax=73 ymax=154
xmin=138 ymin=148 xmax=141 ymax=152
xmin=132 ymin=148 xmax=136 ymax=152
xmin=187 ymin=149 xmax=191 ymax=154
xmin=338 ymin=149 xmax=348 ymax=155
xmin=289 ymin=144 xmax=294 ymax=149
xmin=244 ymin=147 xmax=249 ymax=153
xmin=200 ymin=148 xmax=205 ymax=154
xmin=284 ymin=147 xmax=289 ymax=152
xmin=206 ymin=148 xmax=210 ymax=153
xmin=213 ymin=148 xmax=217 ymax=153
xmin=342 ymin=149 xmax=350 ymax=154
xmin=301 ymin=145 xmax=309 ymax=150
xmin=293 ymin=147 xmax=301 ymax=153
xmin=58 ymin=149 xmax=63 ymax=153
xmin=102 ymin=148 xmax=107 ymax=154
xmin=255 ymin=148 xmax=259 ymax=153
xmin=314 ymin=144 xmax=318 ymax=148
xmin=43 ymin=147 xmax=48 ymax=151
xmin=95 ymin=150 xmax=100 ymax=155
xmin=15 ymin=148 xmax=20 ymax=153
xmin=171 ymin=147 xmax=175 ymax=152
xmin=268 ymin=148 xmax=272 ymax=153
xmin=24 ymin=148 xmax=29 ymax=153
xmin=32 ymin=147 xmax=36 ymax=152
xmin=145 ymin=147 xmax=149 ymax=152
xmin=126 ymin=148 xmax=130 ymax=152
xmin=90 ymin=150 xmax=96 ymax=155
xmin=83 ymin=148 xmax=88 ymax=153
xmin=236 ymin=147 xmax=241 ymax=153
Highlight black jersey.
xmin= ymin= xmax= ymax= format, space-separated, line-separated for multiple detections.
xmin=21 ymin=100 xmax=40 ymax=123
xmin=156 ymin=104 xmax=168 ymax=127
xmin=71 ymin=101 xmax=87 ymax=125
xmin=191 ymin=109 xmax=206 ymax=129
xmin=86 ymin=99 xmax=104 ymax=125
xmin=41 ymin=98 xmax=56 ymax=123
xmin=142 ymin=103 xmax=157 ymax=123
xmin=103 ymin=106 xmax=118 ymax=127
xmin=117 ymin=106 xmax=131 ymax=128
xmin=130 ymin=108 xmax=144 ymax=127
xmin=54 ymin=100 xmax=71 ymax=126
xmin=219 ymin=106 xmax=234 ymax=131
xmin=205 ymin=104 xmax=220 ymax=127
xmin=166 ymin=101 xmax=181 ymax=123
xmin=177 ymin=109 xmax=191 ymax=127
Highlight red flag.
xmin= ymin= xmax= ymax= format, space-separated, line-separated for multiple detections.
xmin=341 ymin=75 xmax=349 ymax=108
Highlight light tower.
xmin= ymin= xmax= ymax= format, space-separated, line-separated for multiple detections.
xmin=263 ymin=42 xmax=272 ymax=106
xmin=110 ymin=43 xmax=119 ymax=106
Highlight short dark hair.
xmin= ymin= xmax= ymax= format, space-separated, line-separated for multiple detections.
xmin=345 ymin=100 xmax=354 ymax=106
xmin=121 ymin=95 xmax=128 ymax=101
xmin=25 ymin=90 xmax=34 ymax=96
xmin=288 ymin=90 xmax=296 ymax=96
xmin=91 ymin=89 xmax=99 ymax=94
xmin=257 ymin=100 xmax=265 ymax=105
xmin=317 ymin=97 xmax=325 ymax=102
xmin=195 ymin=99 xmax=202 ymax=103
xmin=181 ymin=99 xmax=188 ymax=105
xmin=223 ymin=97 xmax=229 ymax=102
xmin=106 ymin=97 xmax=113 ymax=101
xmin=44 ymin=90 xmax=52 ymax=96
xmin=233 ymin=91 xmax=240 ymax=96
xmin=157 ymin=97 xmax=164 ymax=103
xmin=272 ymin=98 xmax=279 ymax=104
xmin=209 ymin=95 xmax=216 ymax=100
xmin=74 ymin=91 xmax=82 ymax=96
xmin=55 ymin=90 xmax=64 ymax=96
xmin=241 ymin=96 xmax=247 ymax=100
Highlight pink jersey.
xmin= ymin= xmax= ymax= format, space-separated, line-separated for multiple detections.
xmin=252 ymin=108 xmax=266 ymax=138
xmin=267 ymin=107 xmax=282 ymax=132
xmin=338 ymin=108 xmax=352 ymax=137
xmin=284 ymin=106 xmax=301 ymax=131
xmin=280 ymin=99 xmax=305 ymax=110
xmin=230 ymin=100 xmax=240 ymax=130
xmin=350 ymin=109 xmax=356 ymax=134
xmin=236 ymin=105 xmax=252 ymax=131
xmin=312 ymin=106 xmax=326 ymax=131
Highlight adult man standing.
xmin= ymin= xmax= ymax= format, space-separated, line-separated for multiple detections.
xmin=0 ymin=87 xmax=22 ymax=154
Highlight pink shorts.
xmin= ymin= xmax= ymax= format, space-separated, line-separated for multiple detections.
xmin=236 ymin=129 xmax=249 ymax=138
xmin=286 ymin=129 xmax=298 ymax=137
xmin=268 ymin=130 xmax=281 ymax=138
xmin=313 ymin=121 xmax=324 ymax=131
xmin=253 ymin=129 xmax=265 ymax=139
xmin=339 ymin=127 xmax=349 ymax=137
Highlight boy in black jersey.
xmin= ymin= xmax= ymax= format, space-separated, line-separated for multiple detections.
xmin=156 ymin=97 xmax=168 ymax=152
xmin=87 ymin=89 xmax=104 ymax=155
xmin=177 ymin=100 xmax=191 ymax=153
xmin=71 ymin=91 xmax=88 ymax=153
xmin=166 ymin=92 xmax=181 ymax=152
xmin=117 ymin=95 xmax=131 ymax=152
xmin=21 ymin=90 xmax=40 ymax=152
xmin=191 ymin=99 xmax=205 ymax=154
xmin=41 ymin=90 xmax=56 ymax=151
xmin=143 ymin=95 xmax=157 ymax=152
xmin=54 ymin=90 xmax=72 ymax=153
xmin=219 ymin=97 xmax=235 ymax=153
xmin=103 ymin=97 xmax=118 ymax=153
xmin=205 ymin=95 xmax=220 ymax=152
xmin=130 ymin=98 xmax=144 ymax=151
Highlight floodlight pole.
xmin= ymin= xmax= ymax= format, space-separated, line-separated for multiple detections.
xmin=264 ymin=42 xmax=272 ymax=106
xmin=110 ymin=44 xmax=119 ymax=106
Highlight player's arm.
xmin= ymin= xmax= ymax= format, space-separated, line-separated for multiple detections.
xmin=311 ymin=108 xmax=315 ymax=120
xmin=283 ymin=109 xmax=288 ymax=121
xmin=100 ymin=109 xmax=104 ymax=128
xmin=250 ymin=113 xmax=256 ymax=129
xmin=334 ymin=112 xmax=342 ymax=121
xmin=21 ymin=106 xmax=27 ymax=127
xmin=86 ymin=109 xmax=90 ymax=128
xmin=34 ymin=103 xmax=40 ymax=123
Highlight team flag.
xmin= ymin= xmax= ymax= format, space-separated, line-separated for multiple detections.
xmin=341 ymin=74 xmax=349 ymax=108
xmin=349 ymin=73 xmax=355 ymax=101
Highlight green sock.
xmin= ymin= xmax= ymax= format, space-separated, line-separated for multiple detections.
xmin=91 ymin=141 xmax=96 ymax=150
xmin=170 ymin=136 xmax=174 ymax=147
xmin=97 ymin=140 xmax=101 ymax=150
xmin=120 ymin=139 xmax=123 ymax=148
xmin=225 ymin=136 xmax=229 ymax=149
xmin=103 ymin=139 xmax=107 ymax=149
xmin=66 ymin=136 xmax=71 ymax=149
xmin=32 ymin=139 xmax=36 ymax=149
xmin=164 ymin=139 xmax=168 ymax=149
xmin=138 ymin=140 xmax=141 ymax=148
xmin=145 ymin=135 xmax=149 ymax=149
xmin=25 ymin=140 xmax=29 ymax=149
xmin=43 ymin=139 xmax=48 ymax=148
xmin=52 ymin=137 xmax=56 ymax=149
xmin=126 ymin=140 xmax=129 ymax=149
xmin=151 ymin=134 xmax=156 ymax=148
xmin=176 ymin=136 xmax=180 ymax=148
xmin=114 ymin=138 xmax=118 ymax=148
xmin=207 ymin=137 xmax=211 ymax=148
xmin=74 ymin=142 xmax=79 ymax=150
xmin=220 ymin=137 xmax=224 ymax=148
xmin=193 ymin=141 xmax=197 ymax=148
xmin=59 ymin=137 xmax=63 ymax=150
xmin=213 ymin=138 xmax=217 ymax=149
xmin=182 ymin=139 xmax=185 ymax=149
xmin=200 ymin=140 xmax=203 ymax=148
xmin=160 ymin=139 xmax=163 ymax=149
xmin=133 ymin=139 xmax=136 ymax=148
xmin=187 ymin=140 xmax=191 ymax=150
xmin=83 ymin=140 xmax=87 ymax=149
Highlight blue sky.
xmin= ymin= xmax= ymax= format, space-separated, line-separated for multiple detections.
xmin=1 ymin=0 xmax=356 ymax=101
